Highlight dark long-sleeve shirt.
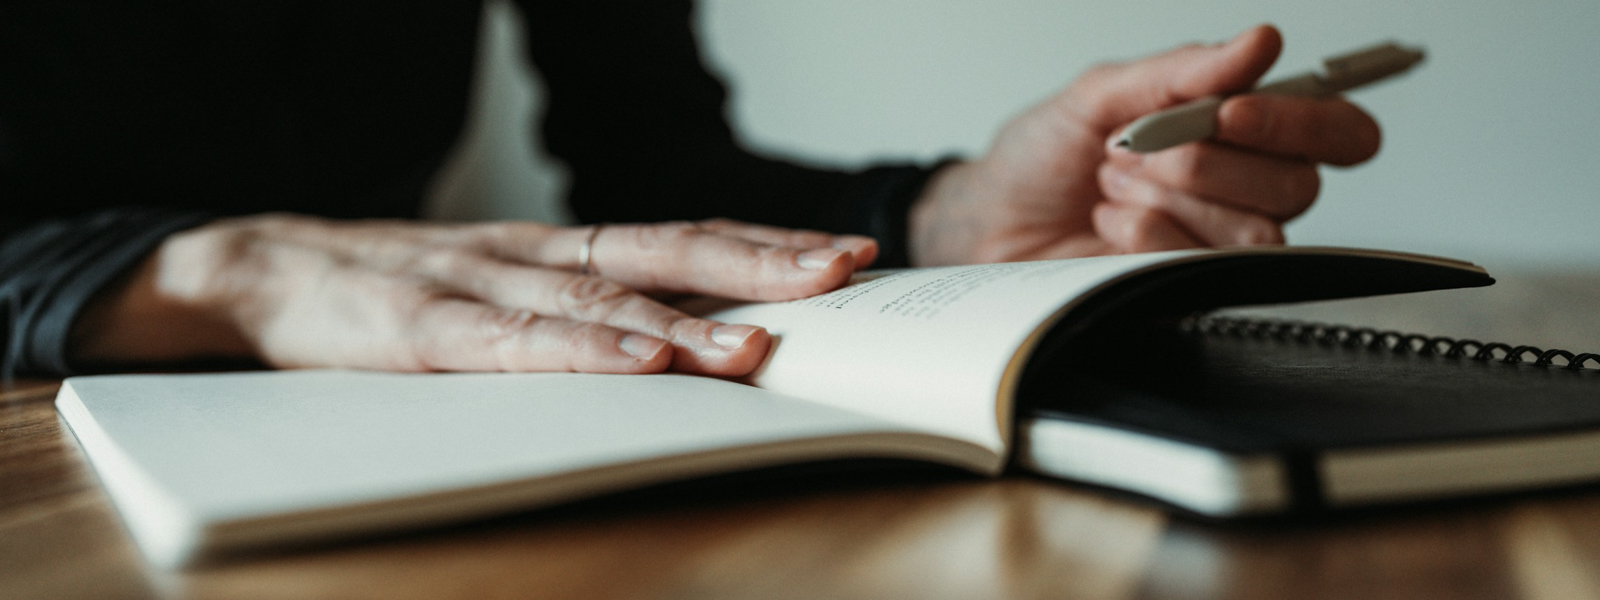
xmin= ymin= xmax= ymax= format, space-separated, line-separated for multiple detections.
xmin=0 ymin=1 xmax=937 ymax=377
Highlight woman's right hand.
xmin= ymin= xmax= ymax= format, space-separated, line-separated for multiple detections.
xmin=67 ymin=214 xmax=876 ymax=377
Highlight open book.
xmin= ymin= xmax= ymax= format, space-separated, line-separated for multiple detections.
xmin=57 ymin=247 xmax=1497 ymax=567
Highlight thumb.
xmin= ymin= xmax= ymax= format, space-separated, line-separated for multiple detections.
xmin=1063 ymin=25 xmax=1283 ymax=135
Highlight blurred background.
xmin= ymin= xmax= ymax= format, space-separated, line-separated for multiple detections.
xmin=428 ymin=0 xmax=1600 ymax=271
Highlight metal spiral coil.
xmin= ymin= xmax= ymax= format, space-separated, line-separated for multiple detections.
xmin=1181 ymin=315 xmax=1600 ymax=371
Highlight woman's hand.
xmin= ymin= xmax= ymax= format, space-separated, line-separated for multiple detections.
xmin=908 ymin=25 xmax=1383 ymax=265
xmin=68 ymin=215 xmax=876 ymax=377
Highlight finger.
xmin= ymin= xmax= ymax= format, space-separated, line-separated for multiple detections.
xmin=1063 ymin=24 xmax=1282 ymax=134
xmin=1099 ymin=164 xmax=1286 ymax=247
xmin=468 ymin=221 xmax=599 ymax=269
xmin=694 ymin=219 xmax=880 ymax=268
xmin=1091 ymin=202 xmax=1206 ymax=253
xmin=543 ymin=222 xmax=858 ymax=301
xmin=432 ymin=259 xmax=773 ymax=376
xmin=1106 ymin=143 xmax=1319 ymax=220
xmin=1216 ymin=94 xmax=1381 ymax=166
xmin=478 ymin=221 xmax=855 ymax=282
xmin=404 ymin=297 xmax=673 ymax=374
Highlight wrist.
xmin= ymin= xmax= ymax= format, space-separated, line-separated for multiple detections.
xmin=68 ymin=224 xmax=254 ymax=367
xmin=907 ymin=159 xmax=985 ymax=267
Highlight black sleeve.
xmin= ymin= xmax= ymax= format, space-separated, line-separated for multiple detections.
xmin=0 ymin=209 xmax=211 ymax=378
xmin=512 ymin=0 xmax=945 ymax=268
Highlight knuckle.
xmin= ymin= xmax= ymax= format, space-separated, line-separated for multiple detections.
xmin=169 ymin=223 xmax=253 ymax=271
xmin=392 ymin=244 xmax=477 ymax=278
xmin=160 ymin=221 xmax=278 ymax=302
xmin=480 ymin=309 xmax=543 ymax=371
xmin=630 ymin=300 xmax=693 ymax=335
xmin=423 ymin=248 xmax=478 ymax=272
xmin=564 ymin=322 xmax=621 ymax=368
xmin=1224 ymin=95 xmax=1271 ymax=142
xmin=398 ymin=308 xmax=519 ymax=372
xmin=666 ymin=317 xmax=712 ymax=341
xmin=719 ymin=245 xmax=813 ymax=300
xmin=195 ymin=221 xmax=259 ymax=259
xmin=556 ymin=276 xmax=635 ymax=320
xmin=479 ymin=308 xmax=539 ymax=345
xmin=1225 ymin=96 xmax=1287 ymax=148
xmin=758 ymin=242 xmax=795 ymax=265
xmin=637 ymin=221 xmax=701 ymax=249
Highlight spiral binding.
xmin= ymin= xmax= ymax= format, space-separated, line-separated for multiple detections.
xmin=1180 ymin=315 xmax=1600 ymax=371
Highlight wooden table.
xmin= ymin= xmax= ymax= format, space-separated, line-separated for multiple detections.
xmin=6 ymin=271 xmax=1600 ymax=600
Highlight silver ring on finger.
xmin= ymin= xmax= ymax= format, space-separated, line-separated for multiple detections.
xmin=577 ymin=224 xmax=605 ymax=276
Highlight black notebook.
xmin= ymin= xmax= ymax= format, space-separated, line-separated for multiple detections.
xmin=1017 ymin=316 xmax=1600 ymax=516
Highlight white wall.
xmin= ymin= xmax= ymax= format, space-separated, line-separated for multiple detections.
xmin=426 ymin=0 xmax=572 ymax=226
xmin=432 ymin=0 xmax=1600 ymax=269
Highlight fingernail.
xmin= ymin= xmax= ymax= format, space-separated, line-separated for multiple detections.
xmin=796 ymin=248 xmax=845 ymax=270
xmin=619 ymin=334 xmax=667 ymax=359
xmin=710 ymin=324 xmax=761 ymax=348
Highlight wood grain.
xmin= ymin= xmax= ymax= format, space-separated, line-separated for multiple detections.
xmin=4 ymin=271 xmax=1599 ymax=599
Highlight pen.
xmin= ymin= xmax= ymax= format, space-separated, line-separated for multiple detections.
xmin=1114 ymin=41 xmax=1425 ymax=153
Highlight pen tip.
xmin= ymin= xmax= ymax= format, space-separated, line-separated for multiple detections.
xmin=1115 ymin=139 xmax=1131 ymax=148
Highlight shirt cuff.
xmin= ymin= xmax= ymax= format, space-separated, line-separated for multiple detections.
xmin=1 ymin=208 xmax=212 ymax=378
xmin=846 ymin=158 xmax=959 ymax=269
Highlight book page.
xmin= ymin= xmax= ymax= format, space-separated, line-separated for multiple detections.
xmin=64 ymin=371 xmax=997 ymax=523
xmin=698 ymin=245 xmax=1490 ymax=452
xmin=698 ymin=250 xmax=1219 ymax=452
xmin=60 ymin=370 xmax=1003 ymax=565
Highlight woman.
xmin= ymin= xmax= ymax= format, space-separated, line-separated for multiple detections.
xmin=0 ymin=3 xmax=1378 ymax=378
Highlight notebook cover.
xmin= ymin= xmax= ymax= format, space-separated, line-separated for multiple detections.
xmin=1023 ymin=325 xmax=1600 ymax=454
xmin=1016 ymin=319 xmax=1600 ymax=513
